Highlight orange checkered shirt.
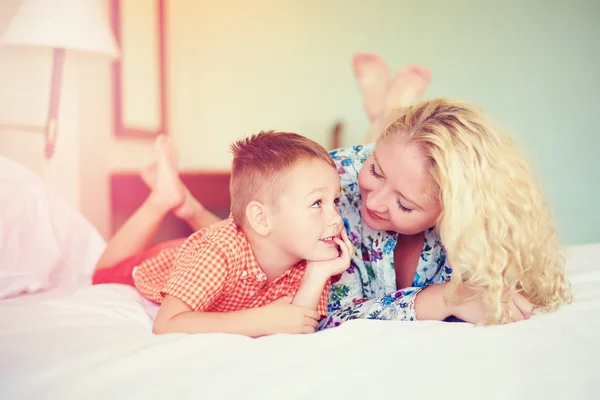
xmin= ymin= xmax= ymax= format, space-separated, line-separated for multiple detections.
xmin=133 ymin=216 xmax=330 ymax=317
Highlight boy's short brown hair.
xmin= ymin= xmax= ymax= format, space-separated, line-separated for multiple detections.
xmin=230 ymin=130 xmax=335 ymax=226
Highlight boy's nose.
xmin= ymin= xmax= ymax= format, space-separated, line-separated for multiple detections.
xmin=329 ymin=209 xmax=343 ymax=229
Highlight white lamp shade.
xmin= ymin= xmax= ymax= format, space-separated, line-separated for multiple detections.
xmin=0 ymin=0 xmax=119 ymax=59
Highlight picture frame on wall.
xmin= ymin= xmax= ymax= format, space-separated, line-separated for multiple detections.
xmin=110 ymin=0 xmax=166 ymax=138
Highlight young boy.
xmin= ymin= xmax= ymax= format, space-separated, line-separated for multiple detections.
xmin=93 ymin=131 xmax=352 ymax=337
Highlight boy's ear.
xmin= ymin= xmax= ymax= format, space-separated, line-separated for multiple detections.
xmin=245 ymin=201 xmax=271 ymax=236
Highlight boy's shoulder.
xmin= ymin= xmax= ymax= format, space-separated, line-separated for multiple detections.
xmin=182 ymin=215 xmax=246 ymax=257
xmin=185 ymin=215 xmax=242 ymax=245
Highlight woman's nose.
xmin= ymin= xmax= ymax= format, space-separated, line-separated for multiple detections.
xmin=366 ymin=188 xmax=388 ymax=213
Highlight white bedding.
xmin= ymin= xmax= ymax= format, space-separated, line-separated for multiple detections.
xmin=0 ymin=156 xmax=105 ymax=299
xmin=1 ymin=243 xmax=599 ymax=400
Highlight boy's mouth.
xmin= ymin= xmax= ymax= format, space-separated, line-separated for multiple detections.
xmin=319 ymin=235 xmax=339 ymax=245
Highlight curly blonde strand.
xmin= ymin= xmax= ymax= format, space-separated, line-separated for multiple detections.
xmin=381 ymin=99 xmax=573 ymax=324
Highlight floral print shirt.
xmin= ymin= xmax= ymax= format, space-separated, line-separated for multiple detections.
xmin=320 ymin=144 xmax=453 ymax=329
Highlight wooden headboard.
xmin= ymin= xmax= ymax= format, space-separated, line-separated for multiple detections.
xmin=110 ymin=123 xmax=344 ymax=241
xmin=111 ymin=171 xmax=231 ymax=243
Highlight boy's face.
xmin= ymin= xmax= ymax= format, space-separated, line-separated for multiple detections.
xmin=269 ymin=158 xmax=343 ymax=262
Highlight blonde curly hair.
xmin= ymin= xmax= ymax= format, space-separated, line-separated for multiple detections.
xmin=380 ymin=98 xmax=573 ymax=324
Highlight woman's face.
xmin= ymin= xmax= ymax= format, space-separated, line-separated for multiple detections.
xmin=358 ymin=137 xmax=442 ymax=235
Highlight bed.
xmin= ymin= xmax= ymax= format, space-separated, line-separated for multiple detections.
xmin=1 ymin=157 xmax=599 ymax=400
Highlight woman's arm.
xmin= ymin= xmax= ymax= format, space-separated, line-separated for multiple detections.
xmin=414 ymin=283 xmax=451 ymax=320
xmin=319 ymin=283 xmax=454 ymax=330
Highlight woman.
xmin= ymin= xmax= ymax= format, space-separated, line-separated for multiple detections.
xmin=324 ymin=98 xmax=572 ymax=327
xmin=316 ymin=54 xmax=571 ymax=327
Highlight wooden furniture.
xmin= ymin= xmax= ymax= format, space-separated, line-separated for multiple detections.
xmin=111 ymin=171 xmax=230 ymax=242
xmin=111 ymin=0 xmax=167 ymax=139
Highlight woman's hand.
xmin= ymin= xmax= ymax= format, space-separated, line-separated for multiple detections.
xmin=447 ymin=286 xmax=535 ymax=325
xmin=415 ymin=282 xmax=535 ymax=324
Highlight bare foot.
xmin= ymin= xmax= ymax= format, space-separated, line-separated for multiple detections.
xmin=172 ymin=189 xmax=204 ymax=221
xmin=141 ymin=144 xmax=202 ymax=221
xmin=384 ymin=65 xmax=431 ymax=115
xmin=148 ymin=135 xmax=186 ymax=212
xmin=353 ymin=53 xmax=390 ymax=122
xmin=141 ymin=162 xmax=157 ymax=189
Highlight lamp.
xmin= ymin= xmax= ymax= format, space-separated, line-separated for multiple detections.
xmin=0 ymin=0 xmax=119 ymax=159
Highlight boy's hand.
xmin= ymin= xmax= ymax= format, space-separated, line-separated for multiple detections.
xmin=291 ymin=230 xmax=352 ymax=313
xmin=254 ymin=296 xmax=321 ymax=336
xmin=306 ymin=229 xmax=353 ymax=278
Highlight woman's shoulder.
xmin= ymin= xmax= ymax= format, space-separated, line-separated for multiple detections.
xmin=329 ymin=143 xmax=374 ymax=163
xmin=330 ymin=143 xmax=374 ymax=180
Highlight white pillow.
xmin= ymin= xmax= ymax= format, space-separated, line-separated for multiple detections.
xmin=0 ymin=156 xmax=106 ymax=299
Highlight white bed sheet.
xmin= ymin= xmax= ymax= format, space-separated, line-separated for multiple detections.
xmin=1 ymin=243 xmax=599 ymax=400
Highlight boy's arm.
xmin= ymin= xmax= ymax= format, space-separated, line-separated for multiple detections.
xmin=153 ymin=295 xmax=261 ymax=336
xmin=153 ymin=295 xmax=320 ymax=337
xmin=293 ymin=229 xmax=353 ymax=314
xmin=292 ymin=268 xmax=331 ymax=312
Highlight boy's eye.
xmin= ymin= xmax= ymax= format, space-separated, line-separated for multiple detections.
xmin=334 ymin=198 xmax=341 ymax=207
xmin=311 ymin=200 xmax=322 ymax=208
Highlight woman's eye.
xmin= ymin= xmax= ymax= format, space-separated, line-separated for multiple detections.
xmin=369 ymin=164 xmax=383 ymax=179
xmin=397 ymin=199 xmax=413 ymax=213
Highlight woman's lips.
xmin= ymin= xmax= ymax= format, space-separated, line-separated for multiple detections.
xmin=366 ymin=207 xmax=385 ymax=221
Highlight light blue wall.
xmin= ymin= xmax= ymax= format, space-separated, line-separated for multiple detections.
xmin=171 ymin=0 xmax=599 ymax=244
xmin=326 ymin=0 xmax=600 ymax=245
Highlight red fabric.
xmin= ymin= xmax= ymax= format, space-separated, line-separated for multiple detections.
xmin=91 ymin=239 xmax=186 ymax=286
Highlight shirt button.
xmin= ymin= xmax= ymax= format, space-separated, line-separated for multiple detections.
xmin=241 ymin=271 xmax=247 ymax=277
xmin=249 ymin=291 xmax=255 ymax=296
xmin=256 ymin=273 xmax=265 ymax=279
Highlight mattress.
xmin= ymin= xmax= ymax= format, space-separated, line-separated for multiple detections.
xmin=1 ymin=242 xmax=599 ymax=400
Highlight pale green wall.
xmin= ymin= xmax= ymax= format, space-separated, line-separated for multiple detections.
xmin=354 ymin=0 xmax=600 ymax=246
xmin=169 ymin=0 xmax=599 ymax=244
